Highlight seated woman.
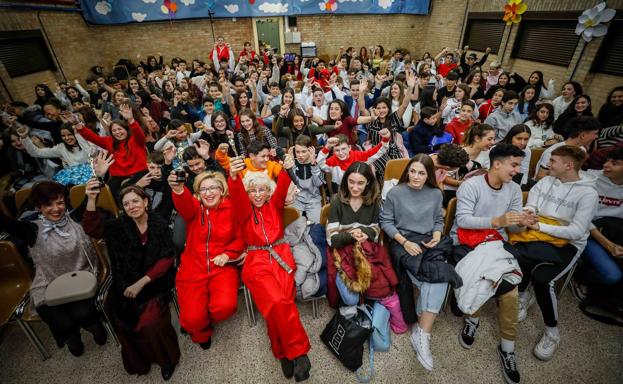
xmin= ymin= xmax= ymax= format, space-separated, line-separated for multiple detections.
xmin=168 ymin=170 xmax=244 ymax=349
xmin=380 ymin=155 xmax=461 ymax=372
xmin=0 ymin=181 xmax=107 ymax=356
xmin=326 ymin=162 xmax=398 ymax=306
xmin=76 ymin=103 xmax=148 ymax=198
xmin=17 ymin=123 xmax=94 ymax=186
xmin=82 ymin=181 xmax=180 ymax=380
xmin=3 ymin=127 xmax=49 ymax=192
xmin=273 ymin=108 xmax=335 ymax=148
xmin=235 ymin=108 xmax=279 ymax=157
xmin=228 ymin=155 xmax=312 ymax=382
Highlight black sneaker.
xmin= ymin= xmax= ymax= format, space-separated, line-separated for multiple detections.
xmin=497 ymin=345 xmax=520 ymax=384
xmin=66 ymin=335 xmax=84 ymax=357
xmin=458 ymin=318 xmax=479 ymax=349
xmin=280 ymin=358 xmax=294 ymax=379
xmin=293 ymin=354 xmax=311 ymax=382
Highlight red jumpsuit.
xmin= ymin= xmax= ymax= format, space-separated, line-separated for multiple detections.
xmin=229 ymin=173 xmax=311 ymax=360
xmin=172 ymin=187 xmax=244 ymax=344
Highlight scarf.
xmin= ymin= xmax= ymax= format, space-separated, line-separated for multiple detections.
xmin=40 ymin=213 xmax=71 ymax=239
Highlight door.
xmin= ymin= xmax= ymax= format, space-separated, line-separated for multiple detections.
xmin=256 ymin=19 xmax=281 ymax=54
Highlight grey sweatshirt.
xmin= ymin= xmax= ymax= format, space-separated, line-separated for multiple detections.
xmin=484 ymin=107 xmax=525 ymax=142
xmin=451 ymin=174 xmax=523 ymax=243
xmin=380 ymin=183 xmax=444 ymax=239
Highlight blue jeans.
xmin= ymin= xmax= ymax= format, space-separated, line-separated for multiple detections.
xmin=581 ymin=239 xmax=623 ymax=285
xmin=407 ymin=271 xmax=448 ymax=315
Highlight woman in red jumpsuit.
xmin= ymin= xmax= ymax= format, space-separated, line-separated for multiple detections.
xmin=168 ymin=170 xmax=244 ymax=349
xmin=228 ymin=155 xmax=312 ymax=382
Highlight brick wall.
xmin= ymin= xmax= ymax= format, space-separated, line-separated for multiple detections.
xmin=294 ymin=14 xmax=427 ymax=59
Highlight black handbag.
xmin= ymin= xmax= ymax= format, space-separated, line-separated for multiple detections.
xmin=320 ymin=307 xmax=373 ymax=372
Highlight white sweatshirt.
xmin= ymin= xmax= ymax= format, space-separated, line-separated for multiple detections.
xmin=584 ymin=169 xmax=623 ymax=220
xmin=524 ymin=174 xmax=598 ymax=251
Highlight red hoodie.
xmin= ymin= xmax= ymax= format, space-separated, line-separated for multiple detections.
xmin=445 ymin=117 xmax=473 ymax=145
xmin=78 ymin=120 xmax=147 ymax=177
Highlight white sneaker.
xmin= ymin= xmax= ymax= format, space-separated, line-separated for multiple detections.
xmin=410 ymin=325 xmax=434 ymax=371
xmin=533 ymin=331 xmax=560 ymax=361
xmin=518 ymin=288 xmax=536 ymax=322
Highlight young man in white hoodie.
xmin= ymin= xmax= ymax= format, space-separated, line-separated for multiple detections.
xmin=515 ymin=145 xmax=598 ymax=361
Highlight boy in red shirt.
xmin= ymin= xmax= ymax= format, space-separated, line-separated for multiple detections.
xmin=317 ymin=129 xmax=390 ymax=187
xmin=445 ymin=100 xmax=476 ymax=145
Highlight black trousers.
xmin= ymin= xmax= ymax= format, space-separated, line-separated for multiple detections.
xmin=512 ymin=241 xmax=578 ymax=327
xmin=36 ymin=298 xmax=100 ymax=344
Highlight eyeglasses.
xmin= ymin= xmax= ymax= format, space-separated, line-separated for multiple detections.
xmin=199 ymin=186 xmax=222 ymax=194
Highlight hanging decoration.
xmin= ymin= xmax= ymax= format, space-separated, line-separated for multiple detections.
xmin=503 ymin=0 xmax=527 ymax=25
xmin=575 ymin=1 xmax=616 ymax=42
xmin=161 ymin=0 xmax=178 ymax=19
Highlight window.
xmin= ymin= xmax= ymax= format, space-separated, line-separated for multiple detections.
xmin=287 ymin=16 xmax=297 ymax=28
xmin=463 ymin=18 xmax=505 ymax=53
xmin=592 ymin=19 xmax=623 ymax=76
xmin=511 ymin=19 xmax=579 ymax=66
xmin=0 ymin=30 xmax=56 ymax=77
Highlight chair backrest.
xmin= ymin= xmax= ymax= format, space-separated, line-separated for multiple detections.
xmin=384 ymin=159 xmax=409 ymax=181
xmin=528 ymin=147 xmax=545 ymax=179
xmin=0 ymin=241 xmax=32 ymax=326
xmin=14 ymin=188 xmax=31 ymax=212
xmin=320 ymin=203 xmax=331 ymax=226
xmin=282 ymin=206 xmax=300 ymax=228
xmin=91 ymin=238 xmax=110 ymax=285
xmin=70 ymin=185 xmax=120 ymax=218
xmin=522 ymin=191 xmax=529 ymax=205
xmin=443 ymin=197 xmax=457 ymax=236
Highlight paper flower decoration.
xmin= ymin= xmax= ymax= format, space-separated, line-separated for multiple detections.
xmin=161 ymin=0 xmax=177 ymax=18
xmin=503 ymin=0 xmax=527 ymax=25
xmin=319 ymin=0 xmax=337 ymax=12
xmin=575 ymin=2 xmax=616 ymax=42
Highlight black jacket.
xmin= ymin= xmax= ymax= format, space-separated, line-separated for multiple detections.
xmin=104 ymin=214 xmax=176 ymax=328
xmin=389 ymin=233 xmax=462 ymax=324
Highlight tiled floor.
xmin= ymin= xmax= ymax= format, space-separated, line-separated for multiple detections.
xmin=1 ymin=291 xmax=622 ymax=384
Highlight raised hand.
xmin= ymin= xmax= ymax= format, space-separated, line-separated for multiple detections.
xmin=93 ymin=151 xmax=115 ymax=178
xmin=194 ymin=139 xmax=211 ymax=158
xmin=119 ymin=103 xmax=134 ymax=121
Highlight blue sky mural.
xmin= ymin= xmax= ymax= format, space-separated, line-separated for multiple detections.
xmin=80 ymin=0 xmax=431 ymax=24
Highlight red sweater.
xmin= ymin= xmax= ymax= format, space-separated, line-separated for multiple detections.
xmin=445 ymin=117 xmax=473 ymax=145
xmin=78 ymin=120 xmax=147 ymax=177
xmin=438 ymin=62 xmax=458 ymax=77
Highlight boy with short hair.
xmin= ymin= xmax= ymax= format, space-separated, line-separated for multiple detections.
xmin=408 ymin=107 xmax=441 ymax=155
xmin=317 ymin=129 xmax=390 ymax=186
xmin=485 ymin=90 xmax=523 ymax=142
xmin=290 ymin=135 xmax=324 ymax=223
xmin=445 ymin=101 xmax=476 ymax=145
xmin=535 ymin=116 xmax=599 ymax=180
xmin=514 ymin=145 xmax=598 ymax=362
xmin=241 ymin=141 xmax=282 ymax=180
xmin=452 ymin=144 xmax=531 ymax=384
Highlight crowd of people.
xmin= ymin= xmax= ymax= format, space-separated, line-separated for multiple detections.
xmin=0 ymin=36 xmax=622 ymax=384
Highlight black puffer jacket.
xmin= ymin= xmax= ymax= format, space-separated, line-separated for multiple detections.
xmin=389 ymin=233 xmax=462 ymax=324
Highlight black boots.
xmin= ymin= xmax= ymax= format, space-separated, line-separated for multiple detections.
xmin=66 ymin=334 xmax=84 ymax=357
xmin=161 ymin=365 xmax=175 ymax=381
xmin=86 ymin=321 xmax=108 ymax=346
xmin=280 ymin=358 xmax=294 ymax=379
xmin=293 ymin=355 xmax=311 ymax=382
xmin=199 ymin=337 xmax=212 ymax=350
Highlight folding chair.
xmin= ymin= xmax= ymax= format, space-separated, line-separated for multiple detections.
xmin=70 ymin=184 xmax=120 ymax=218
xmin=91 ymin=238 xmax=120 ymax=346
xmin=528 ymin=147 xmax=545 ymax=179
xmin=383 ymin=158 xmax=410 ymax=181
xmin=1 ymin=241 xmax=50 ymax=360
xmin=14 ymin=187 xmax=31 ymax=212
